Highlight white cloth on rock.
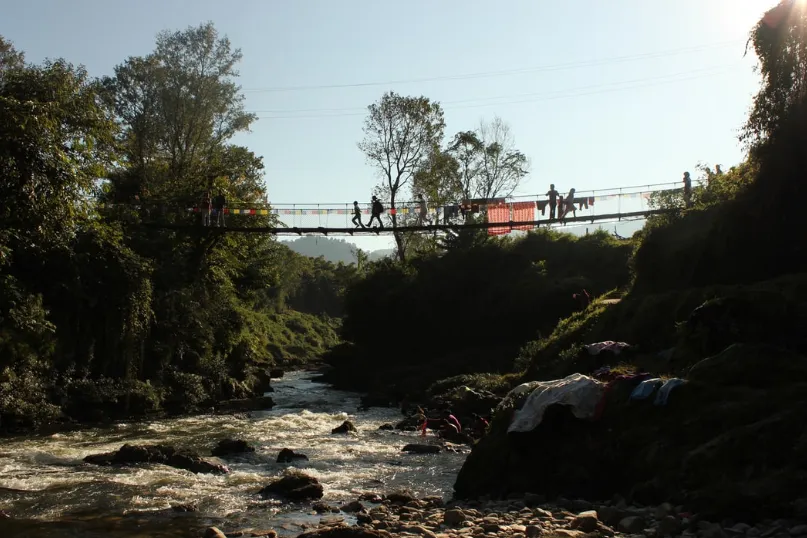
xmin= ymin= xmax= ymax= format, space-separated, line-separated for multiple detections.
xmin=507 ymin=373 xmax=606 ymax=433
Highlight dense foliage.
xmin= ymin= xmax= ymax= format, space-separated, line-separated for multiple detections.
xmin=0 ymin=27 xmax=355 ymax=432
xmin=323 ymin=229 xmax=632 ymax=400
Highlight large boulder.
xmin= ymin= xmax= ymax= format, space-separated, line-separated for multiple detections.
xmin=277 ymin=448 xmax=309 ymax=463
xmin=211 ymin=439 xmax=255 ymax=458
xmin=680 ymin=293 xmax=802 ymax=360
xmin=430 ymin=386 xmax=501 ymax=418
xmin=454 ymin=343 xmax=807 ymax=522
xmin=687 ymin=343 xmax=807 ymax=388
xmin=332 ymin=420 xmax=357 ymax=434
xmin=84 ymin=444 xmax=229 ymax=474
xmin=259 ymin=471 xmax=323 ymax=501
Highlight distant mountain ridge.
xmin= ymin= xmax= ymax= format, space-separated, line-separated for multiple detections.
xmin=282 ymin=236 xmax=394 ymax=264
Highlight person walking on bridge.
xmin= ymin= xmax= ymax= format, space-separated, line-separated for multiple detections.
xmin=560 ymin=188 xmax=577 ymax=222
xmin=352 ymin=201 xmax=365 ymax=228
xmin=368 ymin=196 xmax=385 ymax=228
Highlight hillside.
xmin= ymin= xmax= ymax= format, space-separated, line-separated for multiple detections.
xmin=282 ymin=236 xmax=394 ymax=264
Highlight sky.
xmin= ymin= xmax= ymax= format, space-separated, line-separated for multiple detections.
xmin=0 ymin=0 xmax=777 ymax=252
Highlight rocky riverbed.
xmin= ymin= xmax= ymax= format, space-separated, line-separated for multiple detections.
xmin=203 ymin=493 xmax=807 ymax=538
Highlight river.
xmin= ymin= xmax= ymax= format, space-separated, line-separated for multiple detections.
xmin=0 ymin=371 xmax=468 ymax=538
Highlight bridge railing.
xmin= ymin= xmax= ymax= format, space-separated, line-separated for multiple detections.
xmin=98 ymin=180 xmax=684 ymax=231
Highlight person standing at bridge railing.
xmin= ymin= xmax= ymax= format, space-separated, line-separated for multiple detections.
xmin=213 ymin=190 xmax=226 ymax=227
xmin=416 ymin=193 xmax=429 ymax=226
xmin=546 ymin=184 xmax=559 ymax=220
xmin=683 ymin=171 xmax=693 ymax=208
xmin=368 ymin=196 xmax=385 ymax=228
xmin=352 ymin=201 xmax=366 ymax=228
xmin=201 ymin=191 xmax=212 ymax=226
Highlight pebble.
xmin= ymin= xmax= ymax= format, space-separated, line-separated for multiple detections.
xmin=572 ymin=510 xmax=599 ymax=531
xmin=525 ymin=525 xmax=542 ymax=538
xmin=204 ymin=528 xmax=227 ymax=538
xmin=658 ymin=515 xmax=683 ymax=537
xmin=619 ymin=516 xmax=646 ymax=535
xmin=444 ymin=510 xmax=467 ymax=525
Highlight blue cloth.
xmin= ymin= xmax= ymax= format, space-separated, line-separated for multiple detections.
xmin=629 ymin=378 xmax=663 ymax=400
xmin=654 ymin=378 xmax=687 ymax=406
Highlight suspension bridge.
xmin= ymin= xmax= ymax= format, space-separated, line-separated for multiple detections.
xmin=104 ymin=181 xmax=684 ymax=236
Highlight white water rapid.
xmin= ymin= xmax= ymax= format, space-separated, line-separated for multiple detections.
xmin=0 ymin=371 xmax=468 ymax=538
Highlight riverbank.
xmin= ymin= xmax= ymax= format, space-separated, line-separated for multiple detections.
xmin=201 ymin=491 xmax=807 ymax=538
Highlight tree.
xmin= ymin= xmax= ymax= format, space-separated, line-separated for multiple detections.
xmin=103 ymin=22 xmax=256 ymax=201
xmin=0 ymin=59 xmax=118 ymax=250
xmin=447 ymin=130 xmax=484 ymax=201
xmin=743 ymin=0 xmax=807 ymax=143
xmin=441 ymin=118 xmax=529 ymax=204
xmin=475 ymin=116 xmax=530 ymax=200
xmin=358 ymin=91 xmax=445 ymax=261
xmin=0 ymin=36 xmax=24 ymax=82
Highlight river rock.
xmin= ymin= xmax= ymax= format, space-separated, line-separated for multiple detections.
xmin=395 ymin=415 xmax=423 ymax=431
xmin=212 ymin=439 xmax=255 ymax=458
xmin=270 ymin=368 xmax=285 ymax=379
xmin=658 ymin=515 xmax=683 ymax=537
xmin=332 ymin=421 xmax=357 ymax=434
xmin=524 ymin=493 xmax=547 ymax=507
xmin=254 ymin=369 xmax=275 ymax=395
xmin=204 ymin=528 xmax=227 ymax=538
xmin=260 ymin=472 xmax=323 ymax=501
xmin=341 ymin=501 xmax=364 ymax=513
xmin=570 ymin=510 xmax=599 ymax=533
xmin=313 ymin=502 xmax=340 ymax=514
xmin=171 ymin=502 xmax=198 ymax=512
xmin=443 ymin=508 xmax=468 ymax=526
xmin=83 ymin=444 xmax=229 ymax=474
xmin=319 ymin=515 xmax=345 ymax=526
xmin=526 ymin=525 xmax=542 ymax=537
xmin=619 ymin=516 xmax=646 ymax=534
xmin=0 ymin=509 xmax=9 ymax=519
xmin=402 ymin=444 xmax=441 ymax=454
xmin=378 ymin=424 xmax=395 ymax=431
xmin=655 ymin=503 xmax=675 ymax=520
xmin=299 ymin=527 xmax=392 ymax=538
xmin=216 ymin=396 xmax=275 ymax=413
xmin=277 ymin=448 xmax=309 ymax=463
xmin=385 ymin=492 xmax=416 ymax=505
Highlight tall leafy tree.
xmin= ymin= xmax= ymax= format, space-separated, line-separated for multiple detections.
xmin=0 ymin=58 xmax=118 ymax=250
xmin=358 ymin=91 xmax=445 ymax=261
xmin=476 ymin=116 xmax=530 ymax=200
xmin=743 ymin=0 xmax=807 ymax=143
xmin=103 ymin=22 xmax=257 ymax=202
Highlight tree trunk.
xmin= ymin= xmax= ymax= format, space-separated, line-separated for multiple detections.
xmin=390 ymin=195 xmax=406 ymax=262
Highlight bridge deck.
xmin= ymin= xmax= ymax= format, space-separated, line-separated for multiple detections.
xmin=143 ymin=208 xmax=669 ymax=235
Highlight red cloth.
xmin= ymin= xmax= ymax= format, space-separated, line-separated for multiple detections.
xmin=487 ymin=204 xmax=510 ymax=235
xmin=512 ymin=201 xmax=535 ymax=230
